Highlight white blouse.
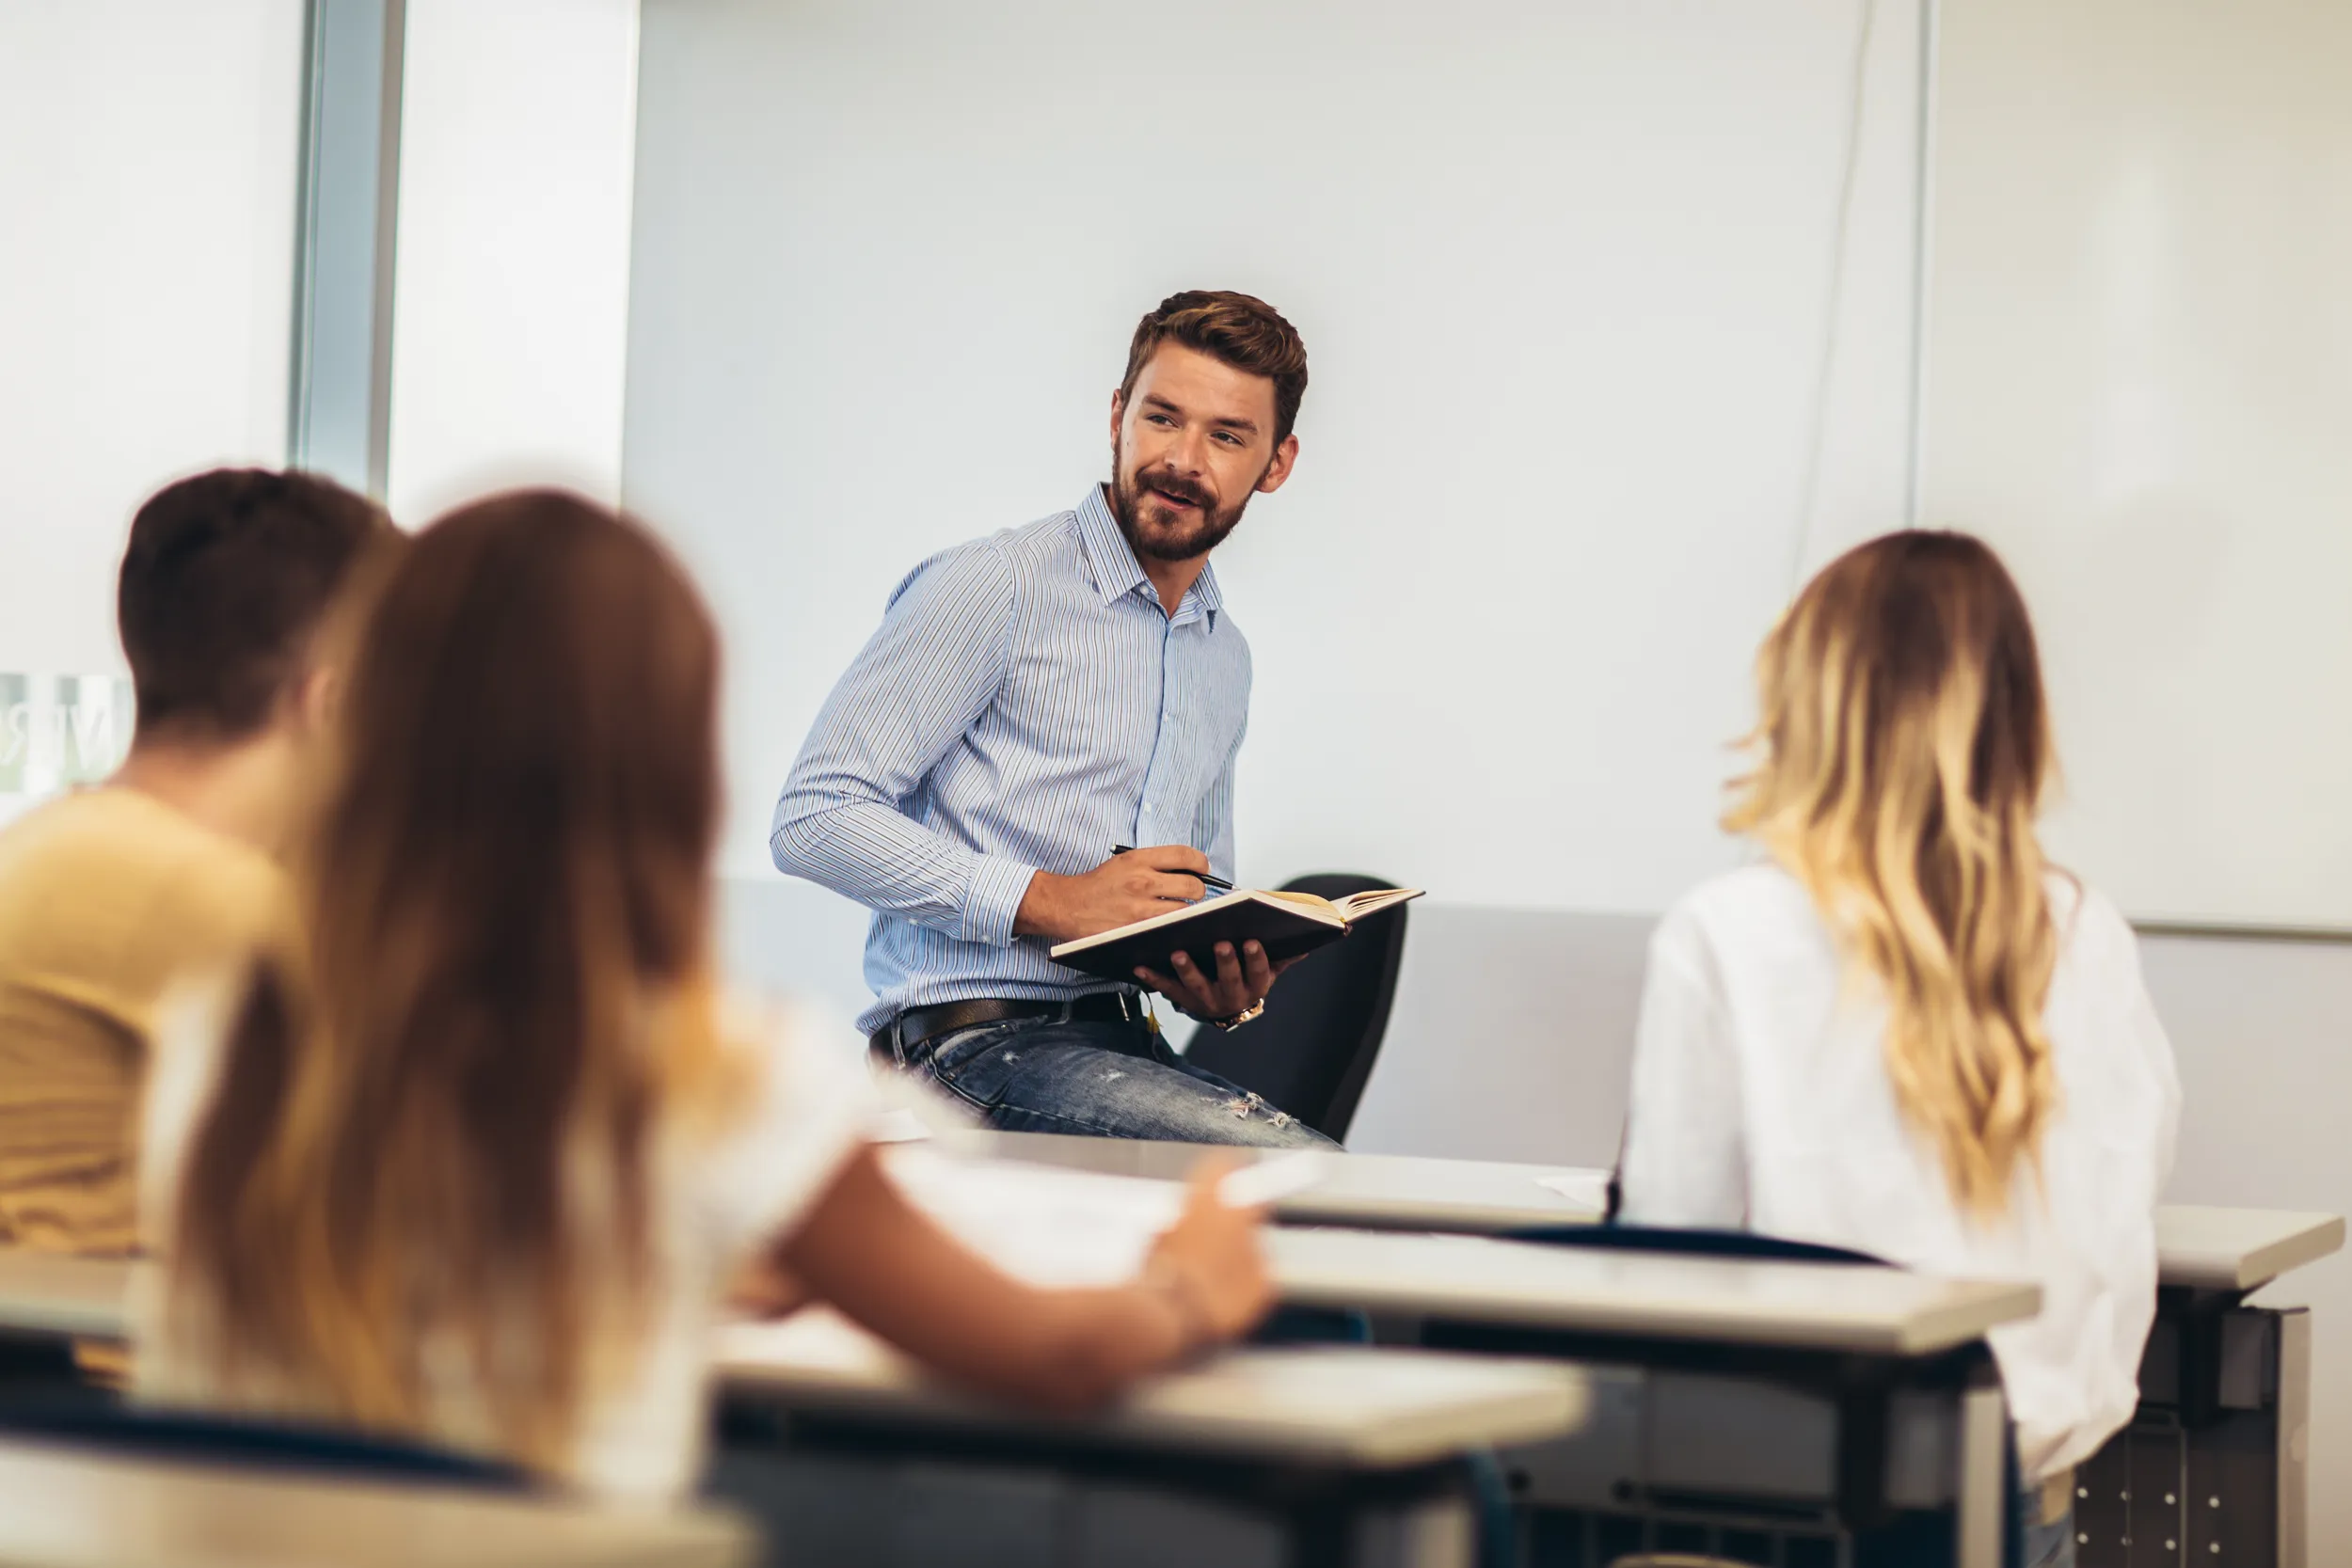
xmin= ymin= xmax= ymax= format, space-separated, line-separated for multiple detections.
xmin=1617 ymin=863 xmax=2181 ymax=1481
xmin=134 ymin=989 xmax=875 ymax=1504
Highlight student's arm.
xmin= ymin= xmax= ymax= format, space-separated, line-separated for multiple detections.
xmin=1614 ymin=910 xmax=1749 ymax=1228
xmin=775 ymin=1147 xmax=1272 ymax=1416
xmin=770 ymin=545 xmax=1039 ymax=947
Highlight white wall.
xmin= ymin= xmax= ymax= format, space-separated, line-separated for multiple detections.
xmin=0 ymin=0 xmax=306 ymax=677
xmin=385 ymin=0 xmax=641 ymax=525
xmin=625 ymin=0 xmax=1925 ymax=900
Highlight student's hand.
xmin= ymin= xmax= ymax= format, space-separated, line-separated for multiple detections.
xmin=1013 ymin=845 xmax=1214 ymax=942
xmin=1142 ymin=1159 xmax=1273 ymax=1346
xmin=1135 ymin=941 xmax=1301 ymax=1023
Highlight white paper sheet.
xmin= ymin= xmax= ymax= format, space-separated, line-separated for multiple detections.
xmin=880 ymin=1148 xmax=1184 ymax=1287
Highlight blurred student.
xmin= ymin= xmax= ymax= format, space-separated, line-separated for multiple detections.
xmin=1616 ymin=531 xmax=2179 ymax=1567
xmin=0 ymin=469 xmax=390 ymax=1255
xmin=135 ymin=491 xmax=1270 ymax=1503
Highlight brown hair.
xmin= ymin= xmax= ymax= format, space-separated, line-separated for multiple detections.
xmin=1724 ymin=531 xmax=2062 ymax=1219
xmin=170 ymin=490 xmax=736 ymax=1471
xmin=1120 ymin=291 xmax=1310 ymax=444
xmin=119 ymin=468 xmax=393 ymax=742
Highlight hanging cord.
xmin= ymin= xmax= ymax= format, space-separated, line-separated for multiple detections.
xmin=1788 ymin=0 xmax=1884 ymax=584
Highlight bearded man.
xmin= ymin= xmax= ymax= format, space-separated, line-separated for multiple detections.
xmin=773 ymin=290 xmax=1331 ymax=1147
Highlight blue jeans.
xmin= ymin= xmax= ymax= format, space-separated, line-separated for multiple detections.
xmin=2024 ymin=1498 xmax=2076 ymax=1568
xmin=904 ymin=1012 xmax=1336 ymax=1148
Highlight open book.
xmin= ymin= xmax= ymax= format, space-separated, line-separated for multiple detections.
xmin=1048 ymin=886 xmax=1422 ymax=984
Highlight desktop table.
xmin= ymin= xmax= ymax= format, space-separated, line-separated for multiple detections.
xmin=709 ymin=1310 xmax=1587 ymax=1567
xmin=0 ymin=1251 xmax=140 ymax=1344
xmin=0 ymin=1434 xmax=753 ymax=1568
xmin=2081 ymin=1207 xmax=2343 ymax=1568
xmin=948 ymin=1129 xmax=1610 ymax=1234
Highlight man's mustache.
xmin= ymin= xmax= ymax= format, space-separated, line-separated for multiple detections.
xmin=1140 ymin=472 xmax=1214 ymax=510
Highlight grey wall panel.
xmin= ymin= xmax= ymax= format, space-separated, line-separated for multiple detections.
xmin=1343 ymin=908 xmax=1653 ymax=1170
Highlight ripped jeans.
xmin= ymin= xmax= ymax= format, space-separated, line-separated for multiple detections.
xmin=909 ymin=1013 xmax=1336 ymax=1148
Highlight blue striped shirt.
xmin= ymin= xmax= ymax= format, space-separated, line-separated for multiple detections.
xmin=772 ymin=486 xmax=1251 ymax=1034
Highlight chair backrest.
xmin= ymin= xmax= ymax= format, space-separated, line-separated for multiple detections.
xmin=1179 ymin=872 xmax=1410 ymax=1141
xmin=0 ymin=1399 xmax=533 ymax=1491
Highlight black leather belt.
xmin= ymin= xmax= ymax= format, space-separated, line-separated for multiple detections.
xmin=868 ymin=990 xmax=1147 ymax=1070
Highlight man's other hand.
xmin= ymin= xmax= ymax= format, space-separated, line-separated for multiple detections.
xmin=1014 ymin=845 xmax=1213 ymax=943
xmin=1135 ymin=939 xmax=1299 ymax=1023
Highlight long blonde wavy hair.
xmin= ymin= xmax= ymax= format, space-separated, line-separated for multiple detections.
xmin=171 ymin=493 xmax=743 ymax=1473
xmin=1725 ymin=531 xmax=2061 ymax=1218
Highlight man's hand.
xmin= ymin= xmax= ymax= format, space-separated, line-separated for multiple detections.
xmin=1014 ymin=845 xmax=1215 ymax=943
xmin=1135 ymin=940 xmax=1301 ymax=1023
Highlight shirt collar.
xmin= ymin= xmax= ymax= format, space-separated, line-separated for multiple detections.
xmin=1075 ymin=484 xmax=1224 ymax=627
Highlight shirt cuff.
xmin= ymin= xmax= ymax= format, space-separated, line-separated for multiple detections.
xmin=961 ymin=856 xmax=1040 ymax=948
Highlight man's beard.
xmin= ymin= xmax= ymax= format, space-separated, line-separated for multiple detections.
xmin=1109 ymin=452 xmax=1258 ymax=562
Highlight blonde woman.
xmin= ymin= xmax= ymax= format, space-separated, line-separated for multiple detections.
xmin=1617 ymin=531 xmax=2178 ymax=1565
xmin=133 ymin=492 xmax=1269 ymax=1502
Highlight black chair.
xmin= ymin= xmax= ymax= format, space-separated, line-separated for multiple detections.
xmin=1179 ymin=872 xmax=1410 ymax=1142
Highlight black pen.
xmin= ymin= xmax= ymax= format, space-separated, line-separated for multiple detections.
xmin=1112 ymin=845 xmax=1234 ymax=893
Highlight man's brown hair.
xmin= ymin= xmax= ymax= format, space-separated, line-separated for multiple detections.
xmin=1120 ymin=291 xmax=1310 ymax=444
xmin=118 ymin=468 xmax=393 ymax=742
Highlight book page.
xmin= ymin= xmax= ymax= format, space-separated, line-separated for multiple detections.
xmin=1333 ymin=888 xmax=1423 ymax=920
xmin=1050 ymin=888 xmax=1343 ymax=958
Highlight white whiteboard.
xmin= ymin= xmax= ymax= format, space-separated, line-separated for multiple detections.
xmin=626 ymin=0 xmax=1924 ymax=909
xmin=1917 ymin=0 xmax=2352 ymax=928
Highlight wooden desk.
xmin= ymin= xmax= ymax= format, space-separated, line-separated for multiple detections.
xmin=711 ymin=1314 xmax=1583 ymax=1567
xmin=717 ymin=1310 xmax=1586 ymax=1465
xmin=955 ymin=1129 xmax=1608 ymax=1234
xmin=0 ymin=1253 xmax=135 ymax=1345
xmin=1266 ymin=1226 xmax=2038 ymax=1356
xmin=2079 ymin=1211 xmax=2342 ymax=1568
xmin=2153 ymin=1205 xmax=2344 ymax=1293
xmin=0 ymin=1437 xmax=751 ymax=1568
